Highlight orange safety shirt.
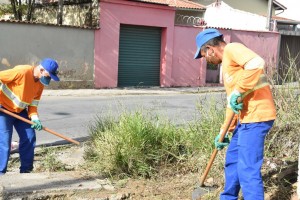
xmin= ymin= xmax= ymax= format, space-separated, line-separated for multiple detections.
xmin=221 ymin=43 xmax=276 ymax=132
xmin=0 ymin=65 xmax=44 ymax=118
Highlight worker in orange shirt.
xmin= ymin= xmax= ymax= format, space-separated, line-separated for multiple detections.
xmin=0 ymin=58 xmax=60 ymax=175
xmin=194 ymin=29 xmax=276 ymax=200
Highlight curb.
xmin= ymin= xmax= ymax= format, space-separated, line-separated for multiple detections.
xmin=0 ymin=172 xmax=130 ymax=200
xmin=42 ymin=87 xmax=226 ymax=97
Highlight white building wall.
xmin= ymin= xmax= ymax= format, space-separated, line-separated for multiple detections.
xmin=204 ymin=2 xmax=268 ymax=31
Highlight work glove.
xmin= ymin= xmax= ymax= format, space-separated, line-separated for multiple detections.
xmin=31 ymin=115 xmax=43 ymax=131
xmin=229 ymin=90 xmax=243 ymax=114
xmin=214 ymin=134 xmax=230 ymax=150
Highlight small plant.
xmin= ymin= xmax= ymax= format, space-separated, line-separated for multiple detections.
xmin=34 ymin=146 xmax=68 ymax=172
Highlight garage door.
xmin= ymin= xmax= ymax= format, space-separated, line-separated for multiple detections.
xmin=118 ymin=25 xmax=162 ymax=87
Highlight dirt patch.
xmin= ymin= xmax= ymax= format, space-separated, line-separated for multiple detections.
xmin=7 ymin=144 xmax=298 ymax=200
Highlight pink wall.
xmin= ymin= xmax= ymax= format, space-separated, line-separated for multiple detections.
xmin=222 ymin=30 xmax=279 ymax=83
xmin=171 ymin=27 xmax=234 ymax=86
xmin=94 ymin=0 xmax=280 ymax=88
xmin=94 ymin=0 xmax=175 ymax=88
xmin=230 ymin=30 xmax=280 ymax=70
xmin=171 ymin=26 xmax=204 ymax=86
xmin=171 ymin=28 xmax=279 ymax=86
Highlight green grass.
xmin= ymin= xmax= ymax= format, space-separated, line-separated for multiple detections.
xmin=85 ymin=110 xmax=200 ymax=178
xmin=34 ymin=146 xmax=68 ymax=172
xmin=84 ymin=66 xmax=299 ymax=199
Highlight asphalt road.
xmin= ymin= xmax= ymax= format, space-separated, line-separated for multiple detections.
xmin=12 ymin=92 xmax=226 ymax=146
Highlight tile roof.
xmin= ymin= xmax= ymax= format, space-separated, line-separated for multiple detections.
xmin=272 ymin=15 xmax=293 ymax=21
xmin=134 ymin=0 xmax=206 ymax=10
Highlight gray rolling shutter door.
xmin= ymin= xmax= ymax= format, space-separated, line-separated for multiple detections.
xmin=118 ymin=25 xmax=161 ymax=87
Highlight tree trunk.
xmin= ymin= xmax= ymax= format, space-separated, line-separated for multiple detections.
xmin=26 ymin=0 xmax=35 ymax=21
xmin=57 ymin=0 xmax=63 ymax=24
xmin=17 ymin=0 xmax=22 ymax=20
xmin=10 ymin=0 xmax=18 ymax=19
xmin=84 ymin=2 xmax=92 ymax=27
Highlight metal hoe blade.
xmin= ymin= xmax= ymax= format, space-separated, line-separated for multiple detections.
xmin=192 ymin=185 xmax=217 ymax=200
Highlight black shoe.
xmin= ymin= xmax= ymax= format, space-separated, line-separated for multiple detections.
xmin=20 ymin=168 xmax=33 ymax=173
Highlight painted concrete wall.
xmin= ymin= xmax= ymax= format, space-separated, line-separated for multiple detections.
xmin=95 ymin=0 xmax=280 ymax=88
xmin=230 ymin=29 xmax=280 ymax=70
xmin=0 ymin=2 xmax=280 ymax=89
xmin=217 ymin=29 xmax=280 ymax=84
xmin=0 ymin=22 xmax=94 ymax=89
xmin=192 ymin=0 xmax=274 ymax=16
xmin=94 ymin=0 xmax=175 ymax=88
xmin=172 ymin=26 xmax=205 ymax=86
xmin=205 ymin=2 xmax=268 ymax=31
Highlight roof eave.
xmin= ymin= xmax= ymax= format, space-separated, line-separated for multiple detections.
xmin=276 ymin=20 xmax=300 ymax=25
xmin=273 ymin=0 xmax=287 ymax=10
xmin=175 ymin=8 xmax=206 ymax=11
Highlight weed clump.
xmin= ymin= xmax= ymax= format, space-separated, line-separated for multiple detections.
xmin=84 ymin=63 xmax=299 ymax=199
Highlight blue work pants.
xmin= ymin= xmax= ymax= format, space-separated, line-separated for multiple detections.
xmin=0 ymin=108 xmax=36 ymax=173
xmin=220 ymin=120 xmax=274 ymax=200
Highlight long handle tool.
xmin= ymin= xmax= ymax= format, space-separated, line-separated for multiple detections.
xmin=0 ymin=107 xmax=80 ymax=145
xmin=192 ymin=110 xmax=235 ymax=200
xmin=199 ymin=110 xmax=235 ymax=186
xmin=192 ymin=97 xmax=242 ymax=200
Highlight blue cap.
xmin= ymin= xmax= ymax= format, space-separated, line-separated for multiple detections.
xmin=194 ymin=28 xmax=223 ymax=59
xmin=40 ymin=58 xmax=60 ymax=81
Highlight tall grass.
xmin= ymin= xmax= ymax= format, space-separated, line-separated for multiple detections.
xmin=265 ymin=55 xmax=300 ymax=159
xmin=84 ymin=98 xmax=226 ymax=178
xmin=84 ymin=62 xmax=299 ymax=198
xmin=263 ymin=56 xmax=300 ymax=199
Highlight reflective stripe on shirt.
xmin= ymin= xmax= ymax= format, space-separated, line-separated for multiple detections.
xmin=30 ymin=99 xmax=39 ymax=107
xmin=227 ymin=74 xmax=269 ymax=108
xmin=0 ymin=83 xmax=29 ymax=109
xmin=241 ymin=74 xmax=269 ymax=98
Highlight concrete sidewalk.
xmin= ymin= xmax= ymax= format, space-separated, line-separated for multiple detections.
xmin=42 ymin=86 xmax=225 ymax=96
xmin=0 ymin=146 xmax=128 ymax=200
xmin=0 ymin=172 xmax=128 ymax=200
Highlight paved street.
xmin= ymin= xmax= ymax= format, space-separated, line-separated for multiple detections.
xmin=11 ymin=89 xmax=226 ymax=146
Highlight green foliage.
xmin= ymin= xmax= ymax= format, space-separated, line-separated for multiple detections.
xmin=0 ymin=3 xmax=30 ymax=21
xmin=87 ymin=114 xmax=192 ymax=177
xmin=0 ymin=4 xmax=12 ymax=16
xmin=83 ymin=62 xmax=299 ymax=198
xmin=265 ymin=69 xmax=300 ymax=159
xmin=35 ymin=146 xmax=68 ymax=172
xmin=189 ymin=96 xmax=226 ymax=154
xmin=84 ymin=98 xmax=226 ymax=178
xmin=265 ymin=48 xmax=300 ymax=159
xmin=272 ymin=45 xmax=300 ymax=84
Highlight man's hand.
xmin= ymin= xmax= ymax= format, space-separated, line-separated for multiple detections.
xmin=214 ymin=134 xmax=230 ymax=150
xmin=229 ymin=90 xmax=243 ymax=114
xmin=31 ymin=115 xmax=43 ymax=131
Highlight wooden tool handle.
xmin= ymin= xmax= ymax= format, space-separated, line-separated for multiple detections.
xmin=199 ymin=97 xmax=241 ymax=186
xmin=0 ymin=107 xmax=80 ymax=145
xmin=199 ymin=110 xmax=235 ymax=186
